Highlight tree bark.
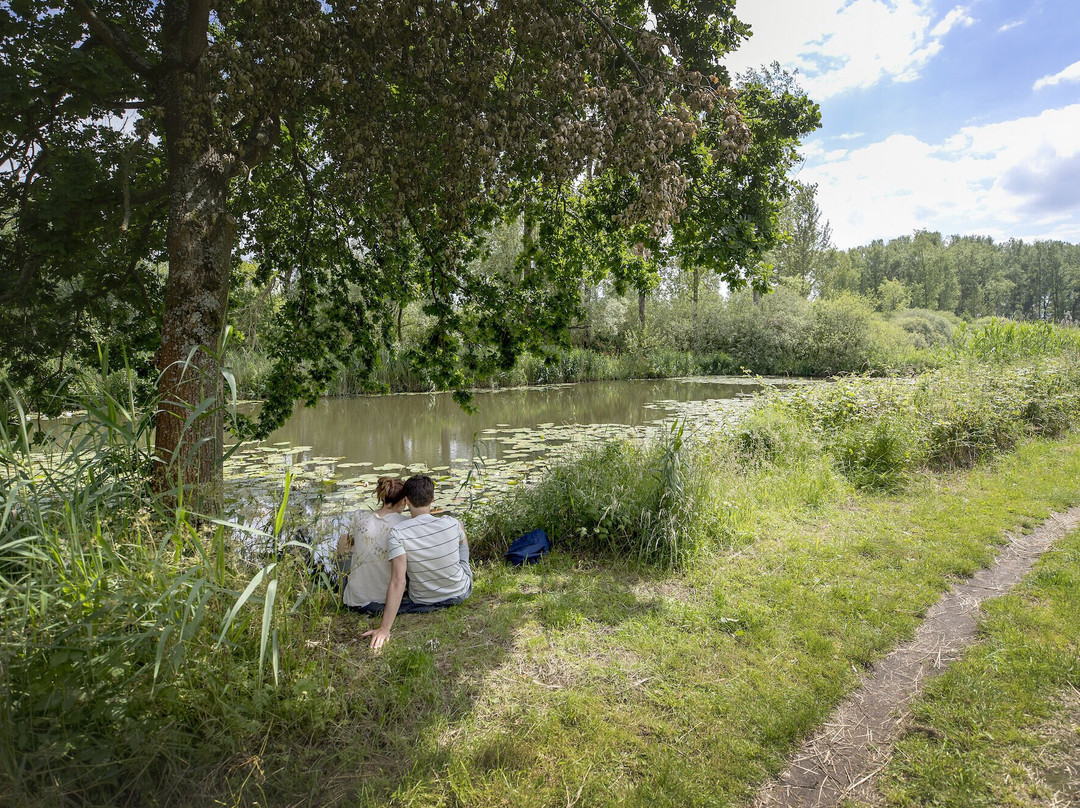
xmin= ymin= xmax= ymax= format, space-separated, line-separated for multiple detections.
xmin=692 ymin=263 xmax=699 ymax=320
xmin=153 ymin=1 xmax=233 ymax=505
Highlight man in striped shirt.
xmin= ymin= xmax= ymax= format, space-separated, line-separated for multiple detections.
xmin=363 ymin=475 xmax=473 ymax=649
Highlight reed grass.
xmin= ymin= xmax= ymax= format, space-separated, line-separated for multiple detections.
xmin=0 ymin=366 xmax=333 ymax=806
xmin=469 ymin=420 xmax=720 ymax=569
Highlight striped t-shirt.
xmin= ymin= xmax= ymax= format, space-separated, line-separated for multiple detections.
xmin=386 ymin=514 xmax=470 ymax=604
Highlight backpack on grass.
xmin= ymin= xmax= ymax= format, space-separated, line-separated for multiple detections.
xmin=504 ymin=528 xmax=551 ymax=566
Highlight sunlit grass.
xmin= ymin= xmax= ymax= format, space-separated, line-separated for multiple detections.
xmin=6 ymin=327 xmax=1080 ymax=805
xmin=873 ymin=525 xmax=1080 ymax=808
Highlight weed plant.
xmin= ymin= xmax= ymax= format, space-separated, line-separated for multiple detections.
xmin=469 ymin=421 xmax=719 ymax=568
xmin=0 ymin=376 xmax=334 ymax=806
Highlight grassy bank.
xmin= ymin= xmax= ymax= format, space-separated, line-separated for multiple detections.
xmin=4 ymin=323 xmax=1080 ymax=806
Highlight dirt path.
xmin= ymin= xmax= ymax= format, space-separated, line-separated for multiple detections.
xmin=751 ymin=505 xmax=1080 ymax=808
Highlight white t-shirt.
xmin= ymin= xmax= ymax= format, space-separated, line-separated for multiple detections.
xmin=342 ymin=510 xmax=408 ymax=607
xmin=386 ymin=514 xmax=470 ymax=604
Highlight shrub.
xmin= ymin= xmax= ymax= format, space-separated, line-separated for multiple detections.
xmin=722 ymin=287 xmax=811 ymax=375
xmin=732 ymin=405 xmax=820 ymax=466
xmin=469 ymin=421 xmax=716 ymax=568
xmin=1014 ymin=364 xmax=1080 ymax=437
xmin=891 ymin=308 xmax=956 ymax=349
xmin=831 ymin=415 xmax=919 ymax=490
xmin=917 ymin=366 xmax=1023 ymax=469
xmin=783 ymin=377 xmax=924 ymax=489
xmin=801 ymin=293 xmax=877 ymax=376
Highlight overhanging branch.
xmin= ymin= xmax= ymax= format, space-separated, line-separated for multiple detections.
xmin=71 ymin=0 xmax=155 ymax=78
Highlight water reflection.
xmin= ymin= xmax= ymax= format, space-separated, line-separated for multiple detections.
xmin=224 ymin=377 xmax=776 ymax=569
xmin=258 ymin=378 xmax=760 ymax=471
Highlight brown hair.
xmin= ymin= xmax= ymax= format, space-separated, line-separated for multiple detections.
xmin=401 ymin=474 xmax=435 ymax=507
xmin=374 ymin=476 xmax=406 ymax=506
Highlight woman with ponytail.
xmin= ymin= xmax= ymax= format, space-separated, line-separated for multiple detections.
xmin=338 ymin=476 xmax=409 ymax=614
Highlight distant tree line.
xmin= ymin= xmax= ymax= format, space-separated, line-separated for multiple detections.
xmin=768 ymin=186 xmax=1080 ymax=324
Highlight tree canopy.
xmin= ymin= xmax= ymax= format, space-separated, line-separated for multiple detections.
xmin=1 ymin=1 xmax=820 ymax=492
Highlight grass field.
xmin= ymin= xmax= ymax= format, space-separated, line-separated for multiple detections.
xmin=5 ymin=331 xmax=1080 ymax=806
xmin=173 ymin=431 xmax=1080 ymax=808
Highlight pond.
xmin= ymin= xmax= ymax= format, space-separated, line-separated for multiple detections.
xmin=224 ymin=376 xmax=783 ymax=566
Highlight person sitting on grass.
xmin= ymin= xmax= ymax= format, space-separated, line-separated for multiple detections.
xmin=362 ymin=474 xmax=472 ymax=650
xmin=337 ymin=476 xmax=408 ymax=615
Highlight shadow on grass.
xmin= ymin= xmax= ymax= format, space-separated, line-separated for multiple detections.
xmin=196 ymin=552 xmax=671 ymax=807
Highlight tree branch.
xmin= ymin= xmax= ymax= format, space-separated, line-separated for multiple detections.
xmin=182 ymin=0 xmax=210 ymax=68
xmin=566 ymin=0 xmax=649 ymax=87
xmin=71 ymin=1 xmax=155 ymax=78
xmin=241 ymin=113 xmax=281 ymax=168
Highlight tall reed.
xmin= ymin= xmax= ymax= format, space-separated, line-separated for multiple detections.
xmin=0 ymin=361 xmax=324 ymax=805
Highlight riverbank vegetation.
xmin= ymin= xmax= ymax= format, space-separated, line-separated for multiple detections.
xmin=215 ymin=217 xmax=1080 ymax=400
xmin=4 ymin=321 xmax=1080 ymax=805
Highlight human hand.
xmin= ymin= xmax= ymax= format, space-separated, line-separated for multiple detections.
xmin=361 ymin=626 xmax=391 ymax=651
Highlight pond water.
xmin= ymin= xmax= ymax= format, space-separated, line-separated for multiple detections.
xmin=223 ymin=376 xmax=781 ymax=567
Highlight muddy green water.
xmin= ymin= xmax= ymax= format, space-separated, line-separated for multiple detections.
xmin=224 ymin=376 xmax=775 ymax=564
xmin=259 ymin=377 xmax=761 ymax=470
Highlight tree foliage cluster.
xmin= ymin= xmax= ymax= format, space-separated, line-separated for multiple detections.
xmin=816 ymin=233 xmax=1080 ymax=323
xmin=1 ymin=0 xmax=823 ymax=491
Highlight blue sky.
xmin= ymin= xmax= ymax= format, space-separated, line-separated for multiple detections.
xmin=724 ymin=0 xmax=1080 ymax=248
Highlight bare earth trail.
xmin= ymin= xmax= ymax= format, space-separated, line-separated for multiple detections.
xmin=751 ymin=505 xmax=1080 ymax=808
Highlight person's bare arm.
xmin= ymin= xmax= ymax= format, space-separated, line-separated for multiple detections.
xmin=361 ymin=554 xmax=406 ymax=650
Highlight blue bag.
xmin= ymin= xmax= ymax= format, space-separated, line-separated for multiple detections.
xmin=504 ymin=528 xmax=551 ymax=566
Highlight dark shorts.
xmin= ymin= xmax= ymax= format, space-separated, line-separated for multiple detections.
xmin=344 ymin=596 xmax=463 ymax=616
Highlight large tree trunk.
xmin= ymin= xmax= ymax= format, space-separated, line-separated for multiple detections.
xmin=154 ymin=153 xmax=232 ymax=502
xmin=154 ymin=3 xmax=233 ymax=505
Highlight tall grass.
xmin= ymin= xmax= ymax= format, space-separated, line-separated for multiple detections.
xmin=0 ymin=370 xmax=326 ymax=805
xmin=951 ymin=317 xmax=1080 ymax=362
xmin=469 ymin=421 xmax=720 ymax=568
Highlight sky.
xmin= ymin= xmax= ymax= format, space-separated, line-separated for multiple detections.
xmin=723 ymin=0 xmax=1080 ymax=248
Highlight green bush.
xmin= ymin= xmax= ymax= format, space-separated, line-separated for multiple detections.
xmin=469 ymin=422 xmax=716 ymax=568
xmin=800 ymin=293 xmax=877 ymax=376
xmin=891 ymin=308 xmax=956 ymax=349
xmin=723 ymin=287 xmax=811 ymax=375
xmin=784 ymin=378 xmax=924 ymax=489
xmin=831 ymin=414 xmax=919 ymax=490
xmin=1014 ymin=364 xmax=1080 ymax=437
xmin=917 ymin=367 xmax=1023 ymax=469
xmin=733 ymin=405 xmax=820 ymax=466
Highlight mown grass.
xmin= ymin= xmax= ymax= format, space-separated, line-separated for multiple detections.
xmin=180 ymin=432 xmax=1080 ymax=808
xmin=860 ymin=526 xmax=1080 ymax=808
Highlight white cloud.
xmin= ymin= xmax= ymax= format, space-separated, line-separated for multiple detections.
xmin=726 ymin=1 xmax=972 ymax=99
xmin=930 ymin=7 xmax=974 ymax=37
xmin=997 ymin=20 xmax=1024 ymax=33
xmin=801 ymin=104 xmax=1080 ymax=247
xmin=1033 ymin=60 xmax=1080 ymax=91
